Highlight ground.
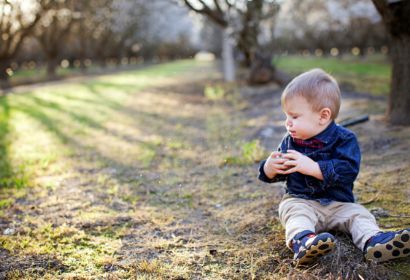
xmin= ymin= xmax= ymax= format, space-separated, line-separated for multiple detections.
xmin=0 ymin=60 xmax=409 ymax=279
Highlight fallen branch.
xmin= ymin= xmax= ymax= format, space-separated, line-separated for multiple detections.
xmin=360 ymin=192 xmax=380 ymax=205
xmin=339 ymin=115 xmax=369 ymax=128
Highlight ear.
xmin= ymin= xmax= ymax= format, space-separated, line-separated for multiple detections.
xmin=319 ymin=108 xmax=332 ymax=125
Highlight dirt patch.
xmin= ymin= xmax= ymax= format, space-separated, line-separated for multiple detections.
xmin=0 ymin=251 xmax=67 ymax=279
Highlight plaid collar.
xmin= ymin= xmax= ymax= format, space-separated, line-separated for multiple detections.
xmin=293 ymin=138 xmax=324 ymax=149
xmin=292 ymin=121 xmax=337 ymax=149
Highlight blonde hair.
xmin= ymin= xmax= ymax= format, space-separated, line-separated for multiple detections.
xmin=281 ymin=68 xmax=341 ymax=119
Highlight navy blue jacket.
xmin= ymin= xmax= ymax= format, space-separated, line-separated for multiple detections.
xmin=258 ymin=122 xmax=361 ymax=204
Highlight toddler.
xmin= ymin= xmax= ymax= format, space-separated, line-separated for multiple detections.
xmin=258 ymin=68 xmax=410 ymax=265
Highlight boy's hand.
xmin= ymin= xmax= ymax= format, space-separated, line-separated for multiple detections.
xmin=282 ymin=150 xmax=324 ymax=180
xmin=263 ymin=151 xmax=289 ymax=179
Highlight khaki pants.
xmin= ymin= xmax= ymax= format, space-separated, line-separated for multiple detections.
xmin=278 ymin=195 xmax=380 ymax=251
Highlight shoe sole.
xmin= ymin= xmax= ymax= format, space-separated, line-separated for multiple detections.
xmin=296 ymin=237 xmax=336 ymax=266
xmin=365 ymin=229 xmax=410 ymax=263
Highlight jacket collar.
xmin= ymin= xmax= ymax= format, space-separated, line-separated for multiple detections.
xmin=312 ymin=121 xmax=337 ymax=144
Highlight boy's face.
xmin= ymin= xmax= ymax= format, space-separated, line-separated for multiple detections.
xmin=282 ymin=96 xmax=325 ymax=140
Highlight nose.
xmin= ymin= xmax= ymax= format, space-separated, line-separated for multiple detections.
xmin=286 ymin=117 xmax=292 ymax=127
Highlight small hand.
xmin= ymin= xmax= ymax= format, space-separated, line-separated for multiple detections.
xmin=281 ymin=150 xmax=320 ymax=177
xmin=264 ymin=151 xmax=289 ymax=177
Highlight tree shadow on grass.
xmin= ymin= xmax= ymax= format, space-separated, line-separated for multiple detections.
xmin=27 ymin=80 xmax=209 ymax=151
xmin=12 ymin=90 xmax=202 ymax=191
xmin=0 ymin=96 xmax=11 ymax=188
xmin=21 ymin=95 xmax=107 ymax=132
xmin=0 ymin=96 xmax=26 ymax=189
xmin=17 ymin=92 xmax=204 ymax=155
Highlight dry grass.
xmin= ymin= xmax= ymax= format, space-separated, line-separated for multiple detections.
xmin=0 ymin=60 xmax=409 ymax=279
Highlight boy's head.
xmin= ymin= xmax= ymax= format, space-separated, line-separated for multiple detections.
xmin=281 ymin=68 xmax=341 ymax=140
xmin=281 ymin=68 xmax=341 ymax=119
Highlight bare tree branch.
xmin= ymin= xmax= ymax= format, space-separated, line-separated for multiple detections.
xmin=371 ymin=0 xmax=389 ymax=18
xmin=223 ymin=0 xmax=233 ymax=9
xmin=183 ymin=0 xmax=228 ymax=27
xmin=183 ymin=0 xmax=204 ymax=13
xmin=213 ymin=0 xmax=223 ymax=14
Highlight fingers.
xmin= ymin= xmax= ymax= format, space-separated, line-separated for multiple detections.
xmin=283 ymin=150 xmax=304 ymax=160
xmin=268 ymin=157 xmax=286 ymax=164
xmin=273 ymin=163 xmax=289 ymax=170
xmin=282 ymin=167 xmax=297 ymax=174
xmin=282 ymin=153 xmax=297 ymax=160
xmin=270 ymin=151 xmax=282 ymax=158
xmin=283 ymin=160 xmax=297 ymax=166
xmin=266 ymin=150 xmax=297 ymax=174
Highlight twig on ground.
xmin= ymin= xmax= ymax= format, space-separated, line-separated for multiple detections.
xmin=360 ymin=192 xmax=380 ymax=205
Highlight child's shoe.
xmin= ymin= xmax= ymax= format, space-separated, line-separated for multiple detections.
xmin=365 ymin=228 xmax=410 ymax=262
xmin=292 ymin=230 xmax=336 ymax=265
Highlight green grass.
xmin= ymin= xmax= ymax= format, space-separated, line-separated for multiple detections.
xmin=275 ymin=54 xmax=391 ymax=96
xmin=0 ymin=60 xmax=200 ymax=190
xmin=223 ymin=140 xmax=265 ymax=166
xmin=0 ymin=59 xmax=214 ymax=277
xmin=8 ymin=60 xmax=202 ymax=87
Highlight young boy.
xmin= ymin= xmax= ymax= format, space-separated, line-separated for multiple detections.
xmin=258 ymin=68 xmax=410 ymax=265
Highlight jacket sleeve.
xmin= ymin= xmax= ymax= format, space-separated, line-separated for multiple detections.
xmin=257 ymin=135 xmax=289 ymax=183
xmin=314 ymin=134 xmax=361 ymax=189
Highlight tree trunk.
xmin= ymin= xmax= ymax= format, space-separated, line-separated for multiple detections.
xmin=388 ymin=35 xmax=410 ymax=125
xmin=0 ymin=61 xmax=11 ymax=89
xmin=46 ymin=55 xmax=59 ymax=79
xmin=371 ymin=0 xmax=410 ymax=125
xmin=248 ymin=52 xmax=292 ymax=86
xmin=222 ymin=28 xmax=235 ymax=82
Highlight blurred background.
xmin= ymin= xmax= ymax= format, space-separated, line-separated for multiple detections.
xmin=0 ymin=0 xmax=389 ymax=86
xmin=5 ymin=0 xmax=409 ymax=125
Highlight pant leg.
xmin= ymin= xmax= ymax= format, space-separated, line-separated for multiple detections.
xmin=326 ymin=201 xmax=380 ymax=250
xmin=278 ymin=196 xmax=320 ymax=248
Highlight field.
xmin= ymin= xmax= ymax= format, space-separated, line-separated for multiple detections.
xmin=1 ymin=57 xmax=410 ymax=279
xmin=275 ymin=54 xmax=390 ymax=96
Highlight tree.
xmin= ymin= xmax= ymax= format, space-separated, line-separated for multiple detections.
xmin=68 ymin=0 xmax=99 ymax=72
xmin=0 ymin=0 xmax=51 ymax=88
xmin=234 ymin=0 xmax=279 ymax=68
xmin=98 ymin=0 xmax=148 ymax=65
xmin=182 ymin=0 xmax=234 ymax=81
xmin=67 ymin=0 xmax=148 ymax=70
xmin=371 ymin=0 xmax=410 ymax=125
xmin=182 ymin=0 xmax=289 ymax=85
xmin=35 ymin=0 xmax=78 ymax=78
xmin=274 ymin=0 xmax=386 ymax=55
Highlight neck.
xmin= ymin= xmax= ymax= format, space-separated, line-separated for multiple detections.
xmin=315 ymin=120 xmax=333 ymax=136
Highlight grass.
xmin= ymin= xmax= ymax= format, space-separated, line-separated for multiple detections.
xmin=275 ymin=54 xmax=391 ymax=96
xmin=223 ymin=140 xmax=265 ymax=166
xmin=0 ymin=59 xmax=221 ymax=277
xmin=6 ymin=59 xmax=203 ymax=88
xmin=1 ymin=59 xmax=204 ymax=185
xmin=0 ymin=57 xmax=409 ymax=279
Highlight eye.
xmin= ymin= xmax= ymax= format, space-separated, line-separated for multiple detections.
xmin=292 ymin=115 xmax=298 ymax=120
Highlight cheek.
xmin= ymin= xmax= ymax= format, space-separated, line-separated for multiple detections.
xmin=292 ymin=119 xmax=301 ymax=127
xmin=295 ymin=120 xmax=309 ymax=130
